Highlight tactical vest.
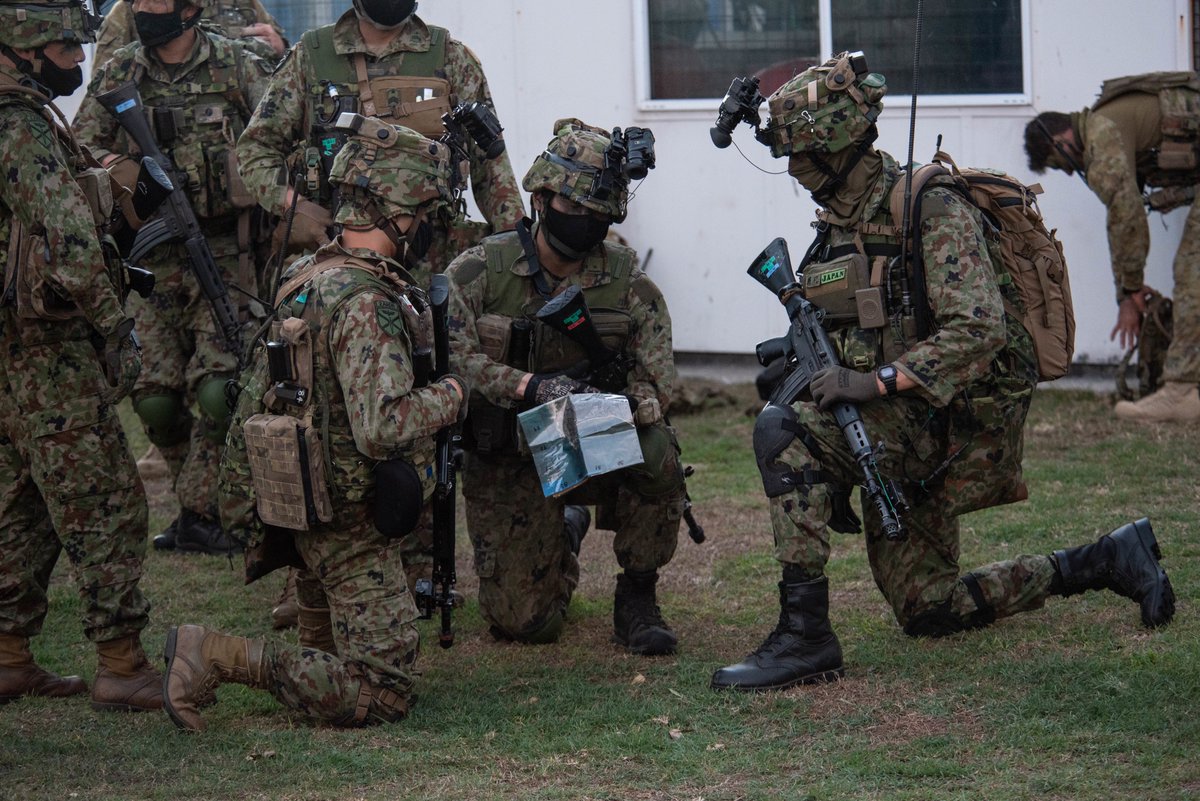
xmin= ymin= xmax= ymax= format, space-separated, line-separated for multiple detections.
xmin=463 ymin=230 xmax=638 ymax=454
xmin=267 ymin=254 xmax=438 ymax=509
xmin=110 ymin=34 xmax=255 ymax=223
xmin=1094 ymin=71 xmax=1200 ymax=191
xmin=300 ymin=23 xmax=451 ymax=204
xmin=806 ymin=173 xmax=1037 ymax=517
xmin=0 ymin=78 xmax=126 ymax=327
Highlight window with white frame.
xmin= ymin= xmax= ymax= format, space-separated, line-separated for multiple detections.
xmin=639 ymin=0 xmax=1028 ymax=108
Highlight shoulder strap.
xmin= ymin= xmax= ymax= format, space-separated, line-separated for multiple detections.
xmin=275 ymin=253 xmax=394 ymax=308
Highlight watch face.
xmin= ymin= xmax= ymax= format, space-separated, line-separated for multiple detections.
xmin=880 ymin=366 xmax=896 ymax=379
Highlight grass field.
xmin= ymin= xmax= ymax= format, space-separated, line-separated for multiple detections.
xmin=1 ymin=386 xmax=1196 ymax=800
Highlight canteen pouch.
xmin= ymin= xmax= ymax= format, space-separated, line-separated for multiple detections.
xmin=243 ymin=413 xmax=334 ymax=530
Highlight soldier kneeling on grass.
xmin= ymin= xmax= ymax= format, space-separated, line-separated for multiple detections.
xmin=163 ymin=119 xmax=466 ymax=729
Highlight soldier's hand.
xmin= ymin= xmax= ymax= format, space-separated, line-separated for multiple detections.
xmin=281 ymin=198 xmax=334 ymax=252
xmin=810 ymin=366 xmax=879 ymax=411
xmin=523 ymin=373 xmax=600 ymax=406
xmin=101 ymin=320 xmax=141 ymax=405
xmin=1111 ymin=286 xmax=1150 ymax=351
xmin=241 ymin=23 xmax=285 ymax=56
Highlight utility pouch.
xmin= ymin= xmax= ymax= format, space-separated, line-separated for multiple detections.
xmin=243 ymin=413 xmax=334 ymax=530
xmin=463 ymin=394 xmax=520 ymax=454
xmin=1157 ymin=138 xmax=1198 ymax=171
xmin=225 ymin=149 xmax=256 ymax=209
xmin=801 ymin=252 xmax=870 ymax=325
xmin=1146 ymin=184 xmax=1196 ymax=213
xmin=530 ymin=309 xmax=632 ymax=373
xmin=4 ymin=220 xmax=81 ymax=321
xmin=263 ymin=317 xmax=314 ymax=410
xmin=476 ymin=313 xmax=512 ymax=362
xmin=75 ymin=166 xmax=115 ymax=227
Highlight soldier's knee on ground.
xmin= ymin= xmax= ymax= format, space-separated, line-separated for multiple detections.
xmin=494 ymin=608 xmax=565 ymax=645
xmin=196 ymin=376 xmax=234 ymax=442
xmin=133 ymin=391 xmax=190 ymax=447
xmin=901 ymin=575 xmax=994 ymax=637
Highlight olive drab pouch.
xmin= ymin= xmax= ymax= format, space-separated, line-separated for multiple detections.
xmin=891 ymin=150 xmax=1075 ymax=381
xmin=800 ymin=252 xmax=871 ymax=326
xmin=530 ymin=309 xmax=632 ymax=374
xmin=352 ymin=54 xmax=451 ymax=138
xmin=475 ymin=313 xmax=512 ymax=362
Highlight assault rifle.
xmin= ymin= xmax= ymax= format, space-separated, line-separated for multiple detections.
xmin=421 ymin=274 xmax=460 ymax=648
xmin=536 ymin=286 xmax=706 ymax=544
xmin=750 ymin=237 xmax=908 ymax=541
xmin=96 ymin=82 xmax=244 ymax=359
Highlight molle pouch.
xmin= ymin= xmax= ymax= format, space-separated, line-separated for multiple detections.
xmin=75 ymin=166 xmax=115 ymax=227
xmin=1157 ymin=139 xmax=1199 ymax=171
xmin=529 ymin=307 xmax=632 ymax=373
xmin=6 ymin=221 xmax=81 ymax=321
xmin=224 ymin=149 xmax=256 ymax=210
xmin=801 ymin=252 xmax=870 ymax=325
xmin=263 ymin=317 xmax=315 ymax=411
xmin=367 ymin=75 xmax=452 ymax=137
xmin=475 ymin=313 xmax=512 ymax=362
xmin=462 ymin=394 xmax=521 ymax=455
xmin=243 ymin=413 xmax=334 ymax=531
xmin=591 ymin=310 xmax=633 ymax=353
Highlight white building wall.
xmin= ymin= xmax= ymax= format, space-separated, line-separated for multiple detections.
xmin=423 ymin=0 xmax=1192 ymax=364
xmin=66 ymin=0 xmax=1191 ymax=364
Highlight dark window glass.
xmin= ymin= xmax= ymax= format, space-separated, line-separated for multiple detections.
xmin=647 ymin=0 xmax=820 ymax=100
xmin=832 ymin=0 xmax=1022 ymax=95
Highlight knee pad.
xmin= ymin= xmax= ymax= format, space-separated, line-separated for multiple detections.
xmin=196 ymin=375 xmax=233 ymax=428
xmin=133 ymin=392 xmax=190 ymax=447
xmin=902 ymin=601 xmax=966 ymax=638
xmin=754 ymin=404 xmax=802 ymax=498
xmin=516 ymin=609 xmax=565 ymax=645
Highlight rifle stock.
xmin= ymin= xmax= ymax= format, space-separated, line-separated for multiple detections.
xmin=96 ymin=81 xmax=243 ymax=360
xmin=425 ymin=274 xmax=459 ymax=648
xmin=748 ymin=238 xmax=908 ymax=541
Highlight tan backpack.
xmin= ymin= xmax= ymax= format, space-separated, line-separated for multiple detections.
xmin=890 ymin=150 xmax=1076 ymax=380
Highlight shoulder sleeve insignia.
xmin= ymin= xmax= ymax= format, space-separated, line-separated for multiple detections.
xmin=375 ymin=299 xmax=405 ymax=337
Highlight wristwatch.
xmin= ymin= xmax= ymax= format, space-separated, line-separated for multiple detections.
xmin=877 ymin=364 xmax=899 ymax=397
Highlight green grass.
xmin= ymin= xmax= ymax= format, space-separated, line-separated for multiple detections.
xmin=1 ymin=387 xmax=1197 ymax=800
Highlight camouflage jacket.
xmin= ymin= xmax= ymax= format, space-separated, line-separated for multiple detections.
xmin=93 ymin=0 xmax=285 ymax=68
xmin=236 ymin=10 xmax=524 ymax=229
xmin=220 ymin=239 xmax=462 ymax=544
xmin=815 ymin=152 xmax=1036 ymax=409
xmin=75 ymin=29 xmax=272 ymax=223
xmin=0 ymin=66 xmax=127 ymax=341
xmin=445 ymin=225 xmax=675 ymax=414
xmin=1074 ymin=95 xmax=1174 ymax=297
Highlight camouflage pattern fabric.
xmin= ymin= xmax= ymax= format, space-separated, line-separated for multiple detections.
xmin=93 ymin=0 xmax=285 ymax=67
xmin=767 ymin=150 xmax=1048 ymax=630
xmin=446 ymin=231 xmax=683 ymax=639
xmin=235 ymin=10 xmax=525 ymax=279
xmin=75 ymin=30 xmax=272 ymax=521
xmin=522 ymin=118 xmax=628 ymax=220
xmin=764 ymin=52 xmax=887 ymax=158
xmin=1077 ymin=96 xmax=1200 ymax=383
xmin=218 ymin=239 xmax=461 ymax=722
xmin=0 ymin=67 xmax=150 ymax=644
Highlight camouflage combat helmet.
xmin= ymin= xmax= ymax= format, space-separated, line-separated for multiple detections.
xmin=522 ymin=118 xmax=628 ymax=222
xmin=0 ymin=0 xmax=100 ymax=49
xmin=763 ymin=51 xmax=887 ymax=158
xmin=328 ymin=115 xmax=457 ymax=227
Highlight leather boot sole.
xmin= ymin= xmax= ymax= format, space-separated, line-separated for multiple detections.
xmin=1118 ymin=519 xmax=1175 ymax=628
xmin=710 ymin=666 xmax=845 ymax=692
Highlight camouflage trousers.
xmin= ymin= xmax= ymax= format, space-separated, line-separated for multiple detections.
xmin=1164 ymin=192 xmax=1200 ymax=383
xmin=463 ymin=422 xmax=685 ymax=639
xmin=264 ymin=513 xmax=420 ymax=725
xmin=130 ymin=242 xmax=244 ymax=517
xmin=0 ymin=314 xmax=150 ymax=643
xmin=770 ymin=397 xmax=1055 ymax=633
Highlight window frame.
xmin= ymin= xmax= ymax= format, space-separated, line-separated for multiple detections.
xmin=633 ymin=0 xmax=1034 ymax=111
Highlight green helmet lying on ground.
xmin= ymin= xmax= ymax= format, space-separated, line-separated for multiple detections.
xmin=0 ymin=0 xmax=99 ymax=49
xmin=763 ymin=51 xmax=887 ymax=158
xmin=522 ymin=118 xmax=629 ymax=222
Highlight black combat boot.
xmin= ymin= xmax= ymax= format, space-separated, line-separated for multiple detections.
xmin=710 ymin=576 xmax=844 ymax=692
xmin=152 ymin=516 xmax=179 ymax=550
xmin=563 ymin=505 xmax=591 ymax=556
xmin=174 ymin=509 xmax=242 ymax=556
xmin=1052 ymin=517 xmax=1175 ymax=628
xmin=613 ymin=569 xmax=677 ymax=656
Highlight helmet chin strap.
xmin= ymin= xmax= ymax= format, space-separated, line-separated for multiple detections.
xmin=806 ymin=126 xmax=879 ymax=204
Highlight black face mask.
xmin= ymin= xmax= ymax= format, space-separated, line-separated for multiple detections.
xmin=541 ymin=204 xmax=610 ymax=261
xmin=134 ymin=9 xmax=197 ymax=47
xmin=34 ymin=51 xmax=83 ymax=99
xmin=354 ymin=0 xmax=418 ymax=30
xmin=407 ymin=217 xmax=433 ymax=259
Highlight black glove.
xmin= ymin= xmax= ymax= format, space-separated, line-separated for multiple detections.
xmin=101 ymin=319 xmax=141 ymax=405
xmin=809 ymin=366 xmax=879 ymax=411
xmin=523 ymin=373 xmax=600 ymax=406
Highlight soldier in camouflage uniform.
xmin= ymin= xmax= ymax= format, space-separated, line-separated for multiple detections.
xmin=163 ymin=118 xmax=466 ymax=731
xmin=93 ymin=0 xmax=285 ymax=68
xmin=1026 ymin=76 xmax=1200 ymax=423
xmin=235 ymin=0 xmax=525 ymax=279
xmin=0 ymin=0 xmax=161 ymax=712
xmin=710 ymin=53 xmax=1177 ymax=692
xmin=74 ymin=0 xmax=273 ymax=554
xmin=446 ymin=118 xmax=685 ymax=655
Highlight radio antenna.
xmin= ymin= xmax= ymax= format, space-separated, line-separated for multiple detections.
xmin=897 ymin=0 xmax=925 ymax=316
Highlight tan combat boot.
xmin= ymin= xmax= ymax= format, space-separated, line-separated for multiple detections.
xmin=1114 ymin=381 xmax=1200 ymax=422
xmin=0 ymin=634 xmax=87 ymax=702
xmin=271 ymin=569 xmax=299 ymax=630
xmin=297 ymin=604 xmax=337 ymax=655
xmin=163 ymin=624 xmax=270 ymax=732
xmin=92 ymin=635 xmax=164 ymax=712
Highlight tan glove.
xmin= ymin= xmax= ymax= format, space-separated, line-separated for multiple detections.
xmin=276 ymin=197 xmax=333 ymax=252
